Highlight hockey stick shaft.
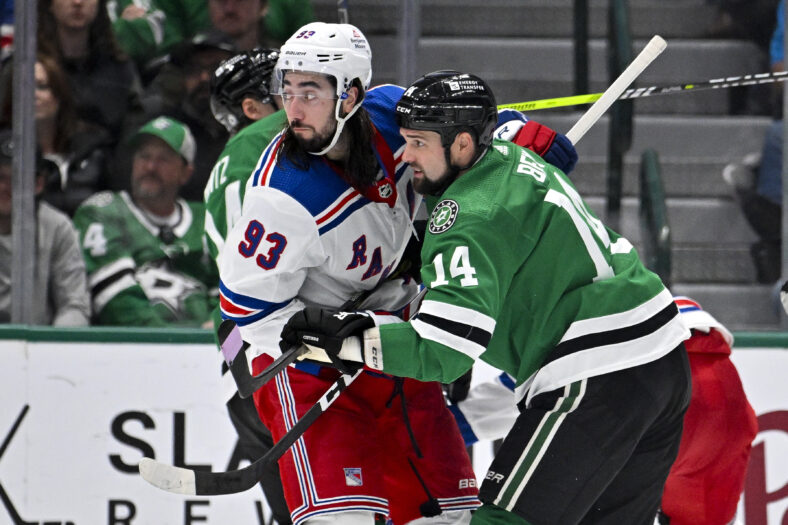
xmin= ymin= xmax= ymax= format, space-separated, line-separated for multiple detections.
xmin=499 ymin=69 xmax=788 ymax=113
xmin=565 ymin=35 xmax=667 ymax=144
xmin=139 ymin=368 xmax=363 ymax=495
xmin=219 ymin=319 xmax=304 ymax=398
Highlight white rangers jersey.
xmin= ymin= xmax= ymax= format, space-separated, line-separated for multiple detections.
xmin=218 ymin=85 xmax=423 ymax=360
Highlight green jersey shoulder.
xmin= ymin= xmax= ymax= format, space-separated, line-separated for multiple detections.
xmin=380 ymin=141 xmax=688 ymax=391
xmin=204 ymin=110 xmax=288 ymax=260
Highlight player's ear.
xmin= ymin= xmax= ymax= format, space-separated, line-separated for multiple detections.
xmin=451 ymin=131 xmax=476 ymax=165
xmin=242 ymin=97 xmax=273 ymax=121
xmin=340 ymin=85 xmax=360 ymax=115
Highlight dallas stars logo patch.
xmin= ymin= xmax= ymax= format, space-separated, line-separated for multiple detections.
xmin=429 ymin=199 xmax=459 ymax=234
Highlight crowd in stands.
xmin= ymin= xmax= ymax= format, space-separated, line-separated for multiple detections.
xmin=0 ymin=0 xmax=314 ymax=326
xmin=1 ymin=0 xmax=786 ymax=327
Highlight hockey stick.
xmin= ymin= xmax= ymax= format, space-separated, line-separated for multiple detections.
xmin=139 ymin=367 xmax=363 ymax=495
xmin=499 ymin=70 xmax=788 ymax=113
xmin=220 ymin=320 xmax=305 ymax=399
xmin=220 ymin=287 xmax=377 ymax=398
xmin=565 ymin=35 xmax=667 ymax=144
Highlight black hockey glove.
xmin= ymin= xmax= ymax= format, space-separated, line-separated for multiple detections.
xmin=443 ymin=368 xmax=473 ymax=404
xmin=280 ymin=307 xmax=376 ymax=374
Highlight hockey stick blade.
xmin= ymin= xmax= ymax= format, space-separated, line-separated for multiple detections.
xmin=219 ymin=319 xmax=304 ymax=398
xmin=499 ymin=70 xmax=788 ymax=113
xmin=566 ymin=35 xmax=667 ymax=144
xmin=139 ymin=368 xmax=363 ymax=495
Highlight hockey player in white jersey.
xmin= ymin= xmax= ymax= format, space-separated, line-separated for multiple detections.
xmin=219 ymin=23 xmax=479 ymax=525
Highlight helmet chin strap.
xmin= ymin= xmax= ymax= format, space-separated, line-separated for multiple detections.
xmin=310 ymin=95 xmax=361 ymax=157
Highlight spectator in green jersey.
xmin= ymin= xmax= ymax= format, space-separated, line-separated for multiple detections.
xmin=108 ymin=0 xmax=210 ymax=67
xmin=73 ymin=116 xmax=218 ymax=326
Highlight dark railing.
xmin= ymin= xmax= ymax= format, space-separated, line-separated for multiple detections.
xmin=639 ymin=149 xmax=672 ymax=286
xmin=606 ymin=0 xmax=634 ymax=232
xmin=574 ymin=0 xmax=590 ymax=97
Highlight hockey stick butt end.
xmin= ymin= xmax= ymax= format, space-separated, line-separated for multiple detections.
xmin=138 ymin=457 xmax=197 ymax=495
xmin=649 ymin=35 xmax=667 ymax=52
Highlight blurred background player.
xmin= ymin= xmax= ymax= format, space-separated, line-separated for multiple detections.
xmin=205 ymin=47 xmax=291 ymax=525
xmin=204 ymin=47 xmax=285 ymax=261
xmin=73 ymin=116 xmax=218 ymax=326
xmin=658 ymin=297 xmax=758 ymax=525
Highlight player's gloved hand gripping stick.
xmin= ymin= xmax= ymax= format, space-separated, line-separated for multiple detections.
xmin=139 ymin=289 xmax=391 ymax=495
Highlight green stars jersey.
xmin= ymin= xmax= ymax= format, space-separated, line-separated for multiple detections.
xmin=203 ymin=110 xmax=288 ymax=263
xmin=73 ymin=190 xmax=218 ymax=326
xmin=375 ymin=140 xmax=690 ymax=404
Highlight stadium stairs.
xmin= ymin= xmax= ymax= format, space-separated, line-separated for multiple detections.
xmin=313 ymin=0 xmax=781 ymax=330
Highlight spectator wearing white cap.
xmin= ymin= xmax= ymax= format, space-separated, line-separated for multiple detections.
xmin=72 ymin=116 xmax=218 ymax=326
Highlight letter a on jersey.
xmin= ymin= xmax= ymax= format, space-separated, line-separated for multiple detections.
xmin=429 ymin=199 xmax=459 ymax=234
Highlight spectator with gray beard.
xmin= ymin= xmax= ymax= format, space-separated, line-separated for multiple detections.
xmin=73 ymin=116 xmax=218 ymax=326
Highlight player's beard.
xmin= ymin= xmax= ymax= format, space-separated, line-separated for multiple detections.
xmin=413 ymin=163 xmax=459 ymax=196
xmin=289 ymin=118 xmax=337 ymax=153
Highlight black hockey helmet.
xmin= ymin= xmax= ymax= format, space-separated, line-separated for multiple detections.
xmin=210 ymin=47 xmax=280 ymax=134
xmin=396 ymin=70 xmax=497 ymax=154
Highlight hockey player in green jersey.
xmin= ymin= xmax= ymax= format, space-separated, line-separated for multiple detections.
xmin=203 ymin=48 xmax=292 ymax=525
xmin=204 ymin=47 xmax=286 ymax=263
xmin=280 ymin=71 xmax=693 ymax=525
xmin=74 ymin=116 xmax=218 ymax=326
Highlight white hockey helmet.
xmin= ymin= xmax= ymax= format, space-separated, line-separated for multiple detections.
xmin=274 ymin=22 xmax=373 ymax=154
